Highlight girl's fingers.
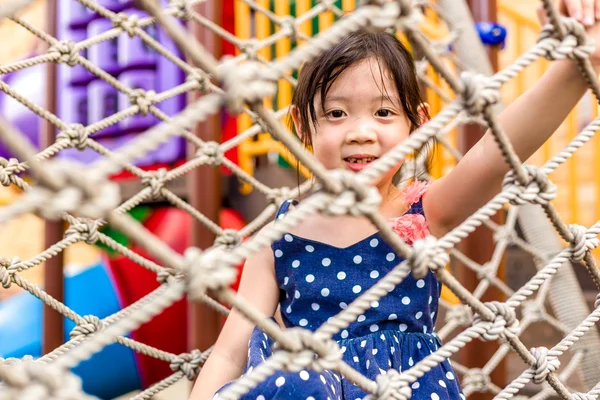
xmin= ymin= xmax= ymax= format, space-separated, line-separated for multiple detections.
xmin=563 ymin=0 xmax=583 ymax=20
xmin=596 ymin=0 xmax=600 ymax=19
xmin=581 ymin=0 xmax=596 ymax=25
xmin=537 ymin=3 xmax=549 ymax=24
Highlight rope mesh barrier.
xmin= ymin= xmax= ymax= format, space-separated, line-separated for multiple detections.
xmin=0 ymin=0 xmax=599 ymax=399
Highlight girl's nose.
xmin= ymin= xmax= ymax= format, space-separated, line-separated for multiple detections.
xmin=346 ymin=124 xmax=377 ymax=144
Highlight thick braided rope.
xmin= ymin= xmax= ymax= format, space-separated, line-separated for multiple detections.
xmin=0 ymin=0 xmax=600 ymax=399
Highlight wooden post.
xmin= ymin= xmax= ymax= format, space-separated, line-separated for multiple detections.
xmin=455 ymin=1 xmax=506 ymax=398
xmin=186 ymin=0 xmax=223 ymax=353
xmin=42 ymin=0 xmax=65 ymax=354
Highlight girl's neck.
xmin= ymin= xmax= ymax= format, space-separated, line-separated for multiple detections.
xmin=377 ymin=181 xmax=405 ymax=213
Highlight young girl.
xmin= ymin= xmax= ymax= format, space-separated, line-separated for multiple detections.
xmin=192 ymin=1 xmax=600 ymax=398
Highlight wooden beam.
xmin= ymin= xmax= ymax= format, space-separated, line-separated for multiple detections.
xmin=186 ymin=0 xmax=223 ymax=353
xmin=42 ymin=0 xmax=65 ymax=355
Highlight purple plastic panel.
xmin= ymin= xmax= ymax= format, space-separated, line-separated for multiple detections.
xmin=152 ymin=16 xmax=186 ymax=166
xmin=153 ymin=137 xmax=186 ymax=165
xmin=59 ymin=86 xmax=88 ymax=126
xmin=0 ymin=63 xmax=45 ymax=158
xmin=59 ymin=0 xmax=95 ymax=28
xmin=97 ymin=0 xmax=132 ymax=12
xmin=88 ymin=19 xmax=120 ymax=75
xmin=156 ymin=25 xmax=186 ymax=119
xmin=88 ymin=80 xmax=120 ymax=137
xmin=118 ymin=70 xmax=159 ymax=132
xmin=54 ymin=0 xmax=187 ymax=167
xmin=118 ymin=10 xmax=159 ymax=70
xmin=59 ymin=131 xmax=185 ymax=167
xmin=63 ymin=28 xmax=94 ymax=85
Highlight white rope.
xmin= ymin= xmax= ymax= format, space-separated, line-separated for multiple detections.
xmin=0 ymin=0 xmax=598 ymax=399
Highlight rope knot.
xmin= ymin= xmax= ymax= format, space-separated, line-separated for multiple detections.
xmin=185 ymin=246 xmax=238 ymax=299
xmin=267 ymin=187 xmax=294 ymax=210
xmin=503 ymin=165 xmax=557 ymax=206
xmin=130 ymin=88 xmax=157 ymax=116
xmin=0 ymin=157 xmax=20 ymax=186
xmin=195 ymin=141 xmax=223 ymax=166
xmin=220 ymin=58 xmax=277 ymax=114
xmin=370 ymin=369 xmax=412 ymax=400
xmin=538 ymin=17 xmax=595 ymax=61
xmin=530 ymin=346 xmax=560 ymax=384
xmin=142 ymin=168 xmax=168 ymax=199
xmin=320 ymin=0 xmax=336 ymax=9
xmin=595 ymin=292 xmax=600 ymax=309
xmin=170 ymin=349 xmax=203 ymax=380
xmin=49 ymin=40 xmax=79 ymax=66
xmin=493 ymin=226 xmax=515 ymax=245
xmin=279 ymin=17 xmax=298 ymax=42
xmin=167 ymin=0 xmax=193 ymax=21
xmin=0 ymin=355 xmax=34 ymax=367
xmin=460 ymin=72 xmax=501 ymax=116
xmin=186 ymin=69 xmax=210 ymax=93
xmin=28 ymin=160 xmax=121 ymax=220
xmin=445 ymin=304 xmax=473 ymax=327
xmin=113 ymin=12 xmax=139 ymax=37
xmin=65 ymin=218 xmax=101 ymax=245
xmin=568 ymin=224 xmax=599 ymax=261
xmin=57 ymin=123 xmax=89 ymax=150
xmin=157 ymin=268 xmax=180 ymax=285
xmin=0 ymin=359 xmax=94 ymax=400
xmin=273 ymin=328 xmax=342 ymax=372
xmin=215 ymin=229 xmax=241 ymax=249
xmin=473 ymin=301 xmax=519 ymax=341
xmin=367 ymin=1 xmax=402 ymax=31
xmin=0 ymin=257 xmax=20 ymax=289
xmin=409 ymin=236 xmax=449 ymax=279
xmin=463 ymin=368 xmax=491 ymax=392
xmin=250 ymin=114 xmax=271 ymax=135
xmin=325 ymin=170 xmax=381 ymax=217
xmin=238 ymin=39 xmax=258 ymax=61
xmin=70 ymin=315 xmax=104 ymax=338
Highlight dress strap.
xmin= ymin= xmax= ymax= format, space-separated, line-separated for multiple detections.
xmin=275 ymin=199 xmax=298 ymax=220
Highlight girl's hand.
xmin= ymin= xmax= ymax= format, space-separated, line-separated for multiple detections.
xmin=537 ymin=0 xmax=600 ymax=68
xmin=558 ymin=0 xmax=600 ymax=26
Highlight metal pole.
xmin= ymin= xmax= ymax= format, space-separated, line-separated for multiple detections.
xmin=187 ymin=0 xmax=223 ymax=353
xmin=42 ymin=0 xmax=65 ymax=354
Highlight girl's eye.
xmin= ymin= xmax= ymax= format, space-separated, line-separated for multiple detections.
xmin=327 ymin=110 xmax=346 ymax=118
xmin=376 ymin=109 xmax=393 ymax=117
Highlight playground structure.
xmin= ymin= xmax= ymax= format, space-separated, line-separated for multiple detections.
xmin=1 ymin=0 xmax=600 ymax=399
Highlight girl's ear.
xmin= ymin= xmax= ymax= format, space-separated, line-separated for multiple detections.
xmin=290 ymin=105 xmax=303 ymax=138
xmin=418 ymin=103 xmax=431 ymax=125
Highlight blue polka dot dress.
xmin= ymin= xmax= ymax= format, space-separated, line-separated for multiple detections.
xmin=214 ymin=185 xmax=464 ymax=400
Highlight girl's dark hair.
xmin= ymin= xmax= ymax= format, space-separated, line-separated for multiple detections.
xmin=290 ymin=29 xmax=432 ymax=182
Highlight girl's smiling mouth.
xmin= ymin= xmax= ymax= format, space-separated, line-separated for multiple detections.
xmin=343 ymin=154 xmax=378 ymax=171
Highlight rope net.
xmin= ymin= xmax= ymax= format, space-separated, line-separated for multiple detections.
xmin=0 ymin=0 xmax=599 ymax=399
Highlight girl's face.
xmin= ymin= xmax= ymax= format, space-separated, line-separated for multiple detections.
xmin=293 ymin=57 xmax=424 ymax=193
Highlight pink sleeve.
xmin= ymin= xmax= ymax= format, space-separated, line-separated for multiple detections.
xmin=401 ymin=180 xmax=431 ymax=206
xmin=389 ymin=181 xmax=431 ymax=245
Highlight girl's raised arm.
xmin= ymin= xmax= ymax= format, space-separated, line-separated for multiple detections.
xmin=424 ymin=0 xmax=600 ymax=236
xmin=189 ymin=223 xmax=280 ymax=400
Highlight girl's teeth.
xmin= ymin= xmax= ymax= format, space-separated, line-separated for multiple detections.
xmin=347 ymin=158 xmax=374 ymax=164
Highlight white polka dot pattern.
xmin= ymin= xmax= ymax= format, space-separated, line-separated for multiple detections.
xmin=221 ymin=196 xmax=464 ymax=400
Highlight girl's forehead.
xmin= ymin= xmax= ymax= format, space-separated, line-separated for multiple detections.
xmin=338 ymin=57 xmax=394 ymax=82
xmin=322 ymin=59 xmax=398 ymax=101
